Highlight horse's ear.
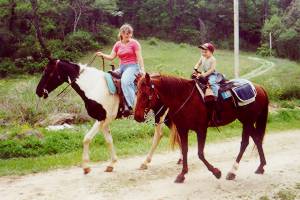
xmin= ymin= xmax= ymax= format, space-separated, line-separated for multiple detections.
xmin=145 ymin=73 xmax=150 ymax=84
xmin=134 ymin=73 xmax=142 ymax=86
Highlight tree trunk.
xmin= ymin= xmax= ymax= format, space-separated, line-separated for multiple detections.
xmin=8 ymin=0 xmax=16 ymax=32
xmin=263 ymin=0 xmax=268 ymax=23
xmin=30 ymin=0 xmax=51 ymax=59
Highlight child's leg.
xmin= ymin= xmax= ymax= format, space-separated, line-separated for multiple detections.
xmin=208 ymin=74 xmax=220 ymax=97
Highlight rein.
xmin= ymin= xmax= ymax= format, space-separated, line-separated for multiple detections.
xmin=148 ymin=81 xmax=196 ymax=126
xmin=87 ymin=55 xmax=105 ymax=71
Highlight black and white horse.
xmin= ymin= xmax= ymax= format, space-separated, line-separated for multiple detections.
xmin=36 ymin=59 xmax=180 ymax=174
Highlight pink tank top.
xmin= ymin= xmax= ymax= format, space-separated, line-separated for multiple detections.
xmin=112 ymin=39 xmax=140 ymax=65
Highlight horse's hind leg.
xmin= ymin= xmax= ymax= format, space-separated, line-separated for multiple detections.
xmin=101 ymin=123 xmax=118 ymax=172
xmin=197 ymin=129 xmax=222 ymax=179
xmin=82 ymin=120 xmax=101 ymax=174
xmin=226 ymin=124 xmax=250 ymax=180
xmin=251 ymin=134 xmax=266 ymax=174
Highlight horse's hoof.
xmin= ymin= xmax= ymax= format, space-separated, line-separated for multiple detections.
xmin=105 ymin=166 xmax=114 ymax=172
xmin=255 ymin=168 xmax=264 ymax=174
xmin=174 ymin=175 xmax=185 ymax=183
xmin=212 ymin=168 xmax=222 ymax=179
xmin=139 ymin=163 xmax=148 ymax=170
xmin=226 ymin=172 xmax=236 ymax=180
xmin=83 ymin=167 xmax=91 ymax=175
xmin=177 ymin=158 xmax=183 ymax=165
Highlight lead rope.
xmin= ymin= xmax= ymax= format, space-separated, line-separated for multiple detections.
xmin=101 ymin=56 xmax=105 ymax=71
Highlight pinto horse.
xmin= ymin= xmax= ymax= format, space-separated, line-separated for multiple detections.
xmin=134 ymin=73 xmax=269 ymax=183
xmin=36 ymin=59 xmax=179 ymax=173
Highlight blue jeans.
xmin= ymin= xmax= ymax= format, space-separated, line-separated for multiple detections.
xmin=208 ymin=72 xmax=220 ymax=97
xmin=115 ymin=63 xmax=140 ymax=108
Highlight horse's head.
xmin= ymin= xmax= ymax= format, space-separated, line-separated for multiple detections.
xmin=36 ymin=59 xmax=66 ymax=98
xmin=134 ymin=73 xmax=159 ymax=122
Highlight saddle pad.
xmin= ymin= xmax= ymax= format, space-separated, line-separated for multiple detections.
xmin=104 ymin=73 xmax=117 ymax=95
xmin=231 ymin=80 xmax=256 ymax=106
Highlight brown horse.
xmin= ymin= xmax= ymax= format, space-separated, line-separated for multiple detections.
xmin=134 ymin=73 xmax=269 ymax=183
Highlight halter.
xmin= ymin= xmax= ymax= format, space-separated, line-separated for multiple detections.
xmin=42 ymin=60 xmax=83 ymax=99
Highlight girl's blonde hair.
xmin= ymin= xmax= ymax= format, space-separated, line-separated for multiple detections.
xmin=118 ymin=23 xmax=134 ymax=41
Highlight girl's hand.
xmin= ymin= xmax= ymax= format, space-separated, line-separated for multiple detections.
xmin=96 ymin=51 xmax=103 ymax=57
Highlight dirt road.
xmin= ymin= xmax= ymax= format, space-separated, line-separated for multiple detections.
xmin=0 ymin=130 xmax=299 ymax=200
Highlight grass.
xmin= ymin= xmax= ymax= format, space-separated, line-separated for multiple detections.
xmin=0 ymin=38 xmax=300 ymax=176
xmin=81 ymin=39 xmax=261 ymax=78
xmin=1 ymin=109 xmax=299 ymax=176
xmin=259 ymin=183 xmax=300 ymax=200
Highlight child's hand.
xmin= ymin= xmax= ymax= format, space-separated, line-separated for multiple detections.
xmin=196 ymin=73 xmax=203 ymax=78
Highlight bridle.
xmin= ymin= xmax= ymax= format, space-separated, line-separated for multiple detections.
xmin=42 ymin=59 xmax=82 ymax=99
xmin=42 ymin=59 xmax=61 ymax=97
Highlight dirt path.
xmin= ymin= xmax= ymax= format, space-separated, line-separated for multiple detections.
xmin=1 ymin=130 xmax=299 ymax=200
xmin=241 ymin=57 xmax=275 ymax=80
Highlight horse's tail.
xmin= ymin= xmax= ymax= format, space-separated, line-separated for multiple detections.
xmin=256 ymin=87 xmax=269 ymax=142
xmin=169 ymin=122 xmax=181 ymax=150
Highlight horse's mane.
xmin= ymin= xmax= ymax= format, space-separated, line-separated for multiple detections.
xmin=60 ymin=59 xmax=80 ymax=67
xmin=153 ymin=74 xmax=194 ymax=97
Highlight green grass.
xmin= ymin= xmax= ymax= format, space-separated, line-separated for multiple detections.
xmin=0 ymin=38 xmax=300 ymax=176
xmin=81 ymin=39 xmax=261 ymax=78
xmin=1 ymin=109 xmax=299 ymax=176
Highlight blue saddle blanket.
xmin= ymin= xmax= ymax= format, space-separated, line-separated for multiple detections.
xmin=230 ymin=79 xmax=256 ymax=105
xmin=104 ymin=73 xmax=117 ymax=94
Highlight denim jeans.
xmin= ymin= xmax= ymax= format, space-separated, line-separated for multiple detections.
xmin=208 ymin=72 xmax=220 ymax=97
xmin=115 ymin=63 xmax=140 ymax=108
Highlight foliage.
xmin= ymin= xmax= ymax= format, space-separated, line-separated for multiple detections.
xmin=260 ymin=1 xmax=300 ymax=60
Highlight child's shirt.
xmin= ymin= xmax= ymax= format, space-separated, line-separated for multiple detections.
xmin=199 ymin=55 xmax=216 ymax=73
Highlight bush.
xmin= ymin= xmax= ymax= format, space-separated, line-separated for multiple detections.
xmin=63 ymin=30 xmax=100 ymax=53
xmin=0 ymin=131 xmax=83 ymax=159
xmin=256 ymin=43 xmax=274 ymax=57
xmin=0 ymin=58 xmax=18 ymax=77
xmin=148 ymin=38 xmax=159 ymax=46
xmin=279 ymin=85 xmax=300 ymax=100
xmin=14 ymin=58 xmax=47 ymax=74
xmin=174 ymin=28 xmax=201 ymax=44
xmin=93 ymin=25 xmax=117 ymax=45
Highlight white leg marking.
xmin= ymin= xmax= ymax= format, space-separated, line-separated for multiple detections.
xmin=143 ymin=109 xmax=169 ymax=166
xmin=82 ymin=121 xmax=101 ymax=169
xmin=101 ymin=122 xmax=118 ymax=168
xmin=229 ymin=161 xmax=239 ymax=174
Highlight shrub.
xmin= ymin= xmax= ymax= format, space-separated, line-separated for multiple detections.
xmin=0 ymin=58 xmax=18 ymax=77
xmin=93 ymin=25 xmax=117 ymax=45
xmin=279 ymin=85 xmax=300 ymax=100
xmin=256 ymin=43 xmax=274 ymax=57
xmin=63 ymin=30 xmax=100 ymax=53
xmin=148 ymin=38 xmax=159 ymax=46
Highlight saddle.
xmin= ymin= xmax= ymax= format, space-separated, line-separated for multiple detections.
xmin=193 ymin=74 xmax=256 ymax=126
xmin=106 ymin=70 xmax=126 ymax=118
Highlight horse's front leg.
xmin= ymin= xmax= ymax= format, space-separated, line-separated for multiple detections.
xmin=82 ymin=120 xmax=101 ymax=174
xmin=140 ymin=108 xmax=169 ymax=170
xmin=101 ymin=123 xmax=118 ymax=172
xmin=139 ymin=123 xmax=163 ymax=170
xmin=197 ymin=130 xmax=222 ymax=179
xmin=175 ymin=130 xmax=188 ymax=183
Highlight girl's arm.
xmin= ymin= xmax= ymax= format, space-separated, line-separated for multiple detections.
xmin=202 ymin=59 xmax=216 ymax=77
xmin=136 ymin=49 xmax=145 ymax=74
xmin=96 ymin=49 xmax=117 ymax=61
